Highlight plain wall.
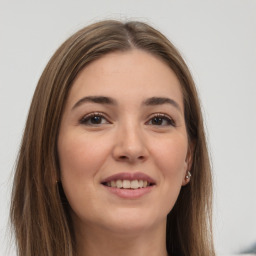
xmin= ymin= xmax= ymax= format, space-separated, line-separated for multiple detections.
xmin=0 ymin=0 xmax=255 ymax=255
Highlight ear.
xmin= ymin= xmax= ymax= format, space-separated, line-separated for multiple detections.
xmin=182 ymin=143 xmax=194 ymax=186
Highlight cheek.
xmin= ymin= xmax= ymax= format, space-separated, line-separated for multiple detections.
xmin=58 ymin=134 xmax=109 ymax=179
xmin=57 ymin=134 xmax=110 ymax=209
xmin=151 ymin=135 xmax=188 ymax=177
xmin=149 ymin=135 xmax=188 ymax=212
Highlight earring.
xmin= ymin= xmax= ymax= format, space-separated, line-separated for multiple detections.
xmin=185 ymin=171 xmax=191 ymax=179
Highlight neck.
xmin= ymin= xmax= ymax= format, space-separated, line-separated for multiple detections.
xmin=74 ymin=220 xmax=168 ymax=256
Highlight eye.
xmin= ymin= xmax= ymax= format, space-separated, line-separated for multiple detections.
xmin=146 ymin=113 xmax=176 ymax=127
xmin=80 ymin=112 xmax=110 ymax=126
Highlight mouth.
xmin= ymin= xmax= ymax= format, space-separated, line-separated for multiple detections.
xmin=102 ymin=179 xmax=154 ymax=189
xmin=101 ymin=172 xmax=156 ymax=190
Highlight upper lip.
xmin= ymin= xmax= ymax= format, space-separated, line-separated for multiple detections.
xmin=101 ymin=172 xmax=156 ymax=185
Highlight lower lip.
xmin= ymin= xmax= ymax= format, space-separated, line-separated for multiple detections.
xmin=102 ymin=185 xmax=154 ymax=199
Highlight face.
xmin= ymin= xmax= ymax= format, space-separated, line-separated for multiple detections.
xmin=58 ymin=49 xmax=191 ymax=235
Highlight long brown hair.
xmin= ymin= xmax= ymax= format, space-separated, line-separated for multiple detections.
xmin=10 ymin=20 xmax=215 ymax=256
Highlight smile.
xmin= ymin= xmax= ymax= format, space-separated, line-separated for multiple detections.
xmin=103 ymin=180 xmax=152 ymax=189
xmin=101 ymin=172 xmax=156 ymax=198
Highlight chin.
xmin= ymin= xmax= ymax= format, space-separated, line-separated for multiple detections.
xmin=101 ymin=207 xmax=166 ymax=234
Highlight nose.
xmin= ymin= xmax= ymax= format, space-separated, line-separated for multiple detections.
xmin=112 ymin=123 xmax=148 ymax=163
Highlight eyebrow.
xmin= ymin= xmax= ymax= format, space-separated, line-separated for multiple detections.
xmin=143 ymin=97 xmax=182 ymax=112
xmin=72 ymin=96 xmax=117 ymax=110
xmin=72 ymin=96 xmax=181 ymax=112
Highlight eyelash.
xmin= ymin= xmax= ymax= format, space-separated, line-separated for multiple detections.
xmin=146 ymin=113 xmax=176 ymax=127
xmin=79 ymin=112 xmax=176 ymax=127
xmin=80 ymin=112 xmax=109 ymax=125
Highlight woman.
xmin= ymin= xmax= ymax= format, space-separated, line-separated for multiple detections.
xmin=10 ymin=20 xmax=215 ymax=256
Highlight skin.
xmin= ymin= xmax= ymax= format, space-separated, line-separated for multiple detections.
xmin=58 ymin=49 xmax=192 ymax=256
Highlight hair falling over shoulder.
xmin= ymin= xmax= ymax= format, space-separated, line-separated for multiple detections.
xmin=10 ymin=20 xmax=215 ymax=256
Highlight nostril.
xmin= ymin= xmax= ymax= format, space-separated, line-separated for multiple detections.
xmin=118 ymin=155 xmax=145 ymax=161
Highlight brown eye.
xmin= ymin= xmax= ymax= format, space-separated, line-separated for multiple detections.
xmin=89 ymin=116 xmax=103 ymax=124
xmin=147 ymin=114 xmax=176 ymax=127
xmin=80 ymin=113 xmax=110 ymax=126
xmin=151 ymin=116 xmax=164 ymax=125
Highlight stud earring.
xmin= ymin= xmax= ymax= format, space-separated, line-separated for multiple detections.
xmin=185 ymin=171 xmax=192 ymax=179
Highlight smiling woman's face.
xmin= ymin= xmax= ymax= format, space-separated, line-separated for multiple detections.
xmin=58 ymin=49 xmax=191 ymax=236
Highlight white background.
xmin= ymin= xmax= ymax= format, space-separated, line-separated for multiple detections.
xmin=0 ymin=0 xmax=255 ymax=255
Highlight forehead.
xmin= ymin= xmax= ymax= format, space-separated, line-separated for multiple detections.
xmin=67 ymin=49 xmax=183 ymax=110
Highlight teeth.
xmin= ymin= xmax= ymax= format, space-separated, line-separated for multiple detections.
xmin=123 ymin=180 xmax=131 ymax=189
xmin=116 ymin=180 xmax=122 ymax=188
xmin=138 ymin=180 xmax=143 ymax=188
xmin=130 ymin=180 xmax=139 ymax=189
xmin=106 ymin=179 xmax=150 ymax=189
